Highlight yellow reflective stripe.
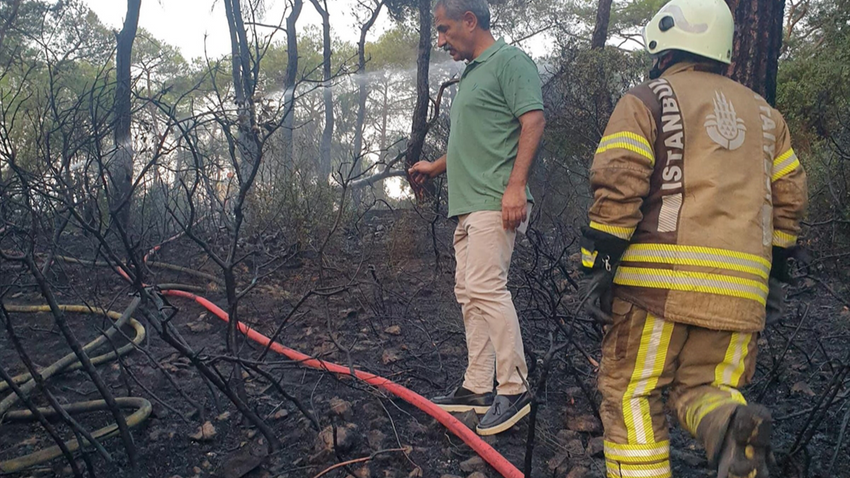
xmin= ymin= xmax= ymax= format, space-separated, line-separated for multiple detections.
xmin=685 ymin=394 xmax=741 ymax=434
xmin=597 ymin=132 xmax=655 ymax=166
xmin=685 ymin=394 xmax=724 ymax=431
xmin=614 ymin=267 xmax=768 ymax=306
xmin=604 ymin=441 xmax=670 ymax=463
xmin=601 ymin=131 xmax=653 ymax=149
xmin=773 ymin=230 xmax=797 ymax=248
xmin=597 ymin=143 xmax=656 ymax=166
xmin=606 ymin=461 xmax=672 ymax=478
xmin=582 ymin=247 xmax=598 ymax=268
xmin=622 ymin=244 xmax=770 ymax=280
xmin=682 ymin=333 xmax=753 ymax=433
xmin=714 ymin=333 xmax=752 ymax=388
xmin=772 ymin=148 xmax=800 ymax=182
xmin=623 ymin=314 xmax=674 ymax=445
xmin=718 ymin=385 xmax=747 ymax=404
xmin=590 ymin=221 xmax=635 ymax=240
xmin=729 ymin=334 xmax=753 ymax=387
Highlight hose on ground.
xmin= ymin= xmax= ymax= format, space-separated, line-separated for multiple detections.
xmin=46 ymin=254 xmax=223 ymax=286
xmin=0 ymin=303 xmax=145 ymax=412
xmin=0 ymin=398 xmax=152 ymax=473
xmin=6 ymin=247 xmax=524 ymax=477
xmin=163 ymin=289 xmax=525 ymax=478
xmin=0 ymin=302 xmax=151 ymax=473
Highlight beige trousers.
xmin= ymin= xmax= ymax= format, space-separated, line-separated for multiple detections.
xmin=454 ymin=210 xmax=528 ymax=395
xmin=599 ymin=298 xmax=759 ymax=478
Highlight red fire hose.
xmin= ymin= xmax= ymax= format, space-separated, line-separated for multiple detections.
xmin=162 ymin=289 xmax=524 ymax=478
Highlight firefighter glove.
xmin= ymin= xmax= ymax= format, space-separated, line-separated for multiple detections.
xmin=771 ymin=244 xmax=811 ymax=284
xmin=765 ymin=277 xmax=785 ymax=325
xmin=579 ymin=227 xmax=630 ymax=325
xmin=770 ymin=246 xmax=793 ymax=283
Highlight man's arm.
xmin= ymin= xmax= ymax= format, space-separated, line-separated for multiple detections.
xmin=582 ymin=93 xmax=655 ymax=271
xmin=408 ymin=154 xmax=447 ymax=185
xmin=770 ymin=114 xmax=807 ymax=280
xmin=502 ymin=110 xmax=545 ymax=230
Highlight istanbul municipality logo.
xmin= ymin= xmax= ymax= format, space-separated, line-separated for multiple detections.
xmin=705 ymin=91 xmax=746 ymax=150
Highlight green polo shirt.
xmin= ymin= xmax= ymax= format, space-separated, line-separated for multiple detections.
xmin=446 ymin=38 xmax=544 ymax=218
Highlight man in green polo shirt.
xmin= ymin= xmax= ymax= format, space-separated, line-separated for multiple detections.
xmin=408 ymin=0 xmax=545 ymax=436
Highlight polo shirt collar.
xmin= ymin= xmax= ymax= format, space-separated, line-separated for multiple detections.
xmin=470 ymin=37 xmax=507 ymax=65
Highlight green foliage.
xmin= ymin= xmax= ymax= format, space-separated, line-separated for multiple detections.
xmin=777 ymin=0 xmax=850 ymax=256
xmin=609 ymin=0 xmax=667 ymax=34
xmin=366 ymin=25 xmax=419 ymax=70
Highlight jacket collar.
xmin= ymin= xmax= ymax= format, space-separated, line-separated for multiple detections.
xmin=662 ymin=61 xmax=722 ymax=78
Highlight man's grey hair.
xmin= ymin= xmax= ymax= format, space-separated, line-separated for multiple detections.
xmin=435 ymin=0 xmax=491 ymax=30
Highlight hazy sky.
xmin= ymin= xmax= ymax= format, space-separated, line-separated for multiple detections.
xmin=84 ymin=0 xmax=550 ymax=61
xmin=84 ymin=0 xmax=395 ymax=60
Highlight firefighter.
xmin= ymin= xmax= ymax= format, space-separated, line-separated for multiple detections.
xmin=579 ymin=1 xmax=807 ymax=477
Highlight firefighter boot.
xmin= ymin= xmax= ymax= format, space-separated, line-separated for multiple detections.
xmin=700 ymin=404 xmax=773 ymax=478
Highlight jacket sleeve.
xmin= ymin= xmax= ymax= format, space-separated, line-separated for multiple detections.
xmin=582 ymin=93 xmax=656 ymax=271
xmin=769 ymin=113 xmax=808 ymax=280
xmin=771 ymin=114 xmax=807 ymax=249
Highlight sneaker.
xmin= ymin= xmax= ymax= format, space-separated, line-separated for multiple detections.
xmin=717 ymin=404 xmax=773 ymax=478
xmin=476 ymin=391 xmax=532 ymax=436
xmin=431 ymin=387 xmax=494 ymax=414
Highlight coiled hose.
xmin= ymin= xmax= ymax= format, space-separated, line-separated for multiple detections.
xmin=0 ymin=303 xmax=151 ymax=473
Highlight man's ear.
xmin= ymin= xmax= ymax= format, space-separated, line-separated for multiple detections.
xmin=462 ymin=11 xmax=478 ymax=31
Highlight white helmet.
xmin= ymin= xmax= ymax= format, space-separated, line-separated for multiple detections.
xmin=642 ymin=0 xmax=735 ymax=65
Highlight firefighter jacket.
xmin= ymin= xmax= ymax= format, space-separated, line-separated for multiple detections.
xmin=582 ymin=62 xmax=808 ymax=333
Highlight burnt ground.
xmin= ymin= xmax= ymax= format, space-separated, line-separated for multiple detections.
xmin=1 ymin=208 xmax=849 ymax=478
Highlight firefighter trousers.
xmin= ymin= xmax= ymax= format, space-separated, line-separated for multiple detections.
xmin=598 ymin=298 xmax=759 ymax=478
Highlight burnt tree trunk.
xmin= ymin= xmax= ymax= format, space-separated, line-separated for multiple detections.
xmin=223 ymin=0 xmax=260 ymax=180
xmin=222 ymin=0 xmax=267 ymax=439
xmin=282 ymin=0 xmax=303 ymax=167
xmin=725 ymin=0 xmax=785 ymax=105
xmin=404 ymin=0 xmax=432 ymax=200
xmin=591 ymin=0 xmax=614 ymax=123
xmin=353 ymin=0 xmax=384 ymax=206
xmin=590 ymin=0 xmax=613 ymax=50
xmin=110 ymin=0 xmax=141 ymax=230
xmin=309 ymin=0 xmax=333 ymax=181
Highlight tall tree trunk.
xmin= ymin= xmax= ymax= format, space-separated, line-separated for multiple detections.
xmin=404 ymin=0 xmax=431 ymax=200
xmin=353 ymin=0 xmax=384 ymax=206
xmin=590 ymin=0 xmax=613 ymax=50
xmin=222 ymin=0 xmax=262 ymax=432
xmin=282 ymin=0 xmax=303 ymax=168
xmin=725 ymin=0 xmax=785 ymax=106
xmin=110 ymin=0 xmax=141 ymax=231
xmin=223 ymin=0 xmax=260 ymax=180
xmin=591 ymin=0 xmax=614 ymax=125
xmin=309 ymin=0 xmax=333 ymax=181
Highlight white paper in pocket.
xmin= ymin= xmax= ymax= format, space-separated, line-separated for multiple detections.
xmin=517 ymin=203 xmax=532 ymax=235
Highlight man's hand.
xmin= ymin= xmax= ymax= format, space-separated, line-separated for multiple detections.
xmin=501 ymin=184 xmax=527 ymax=231
xmin=408 ymin=156 xmax=446 ymax=186
xmin=408 ymin=161 xmax=436 ymax=185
